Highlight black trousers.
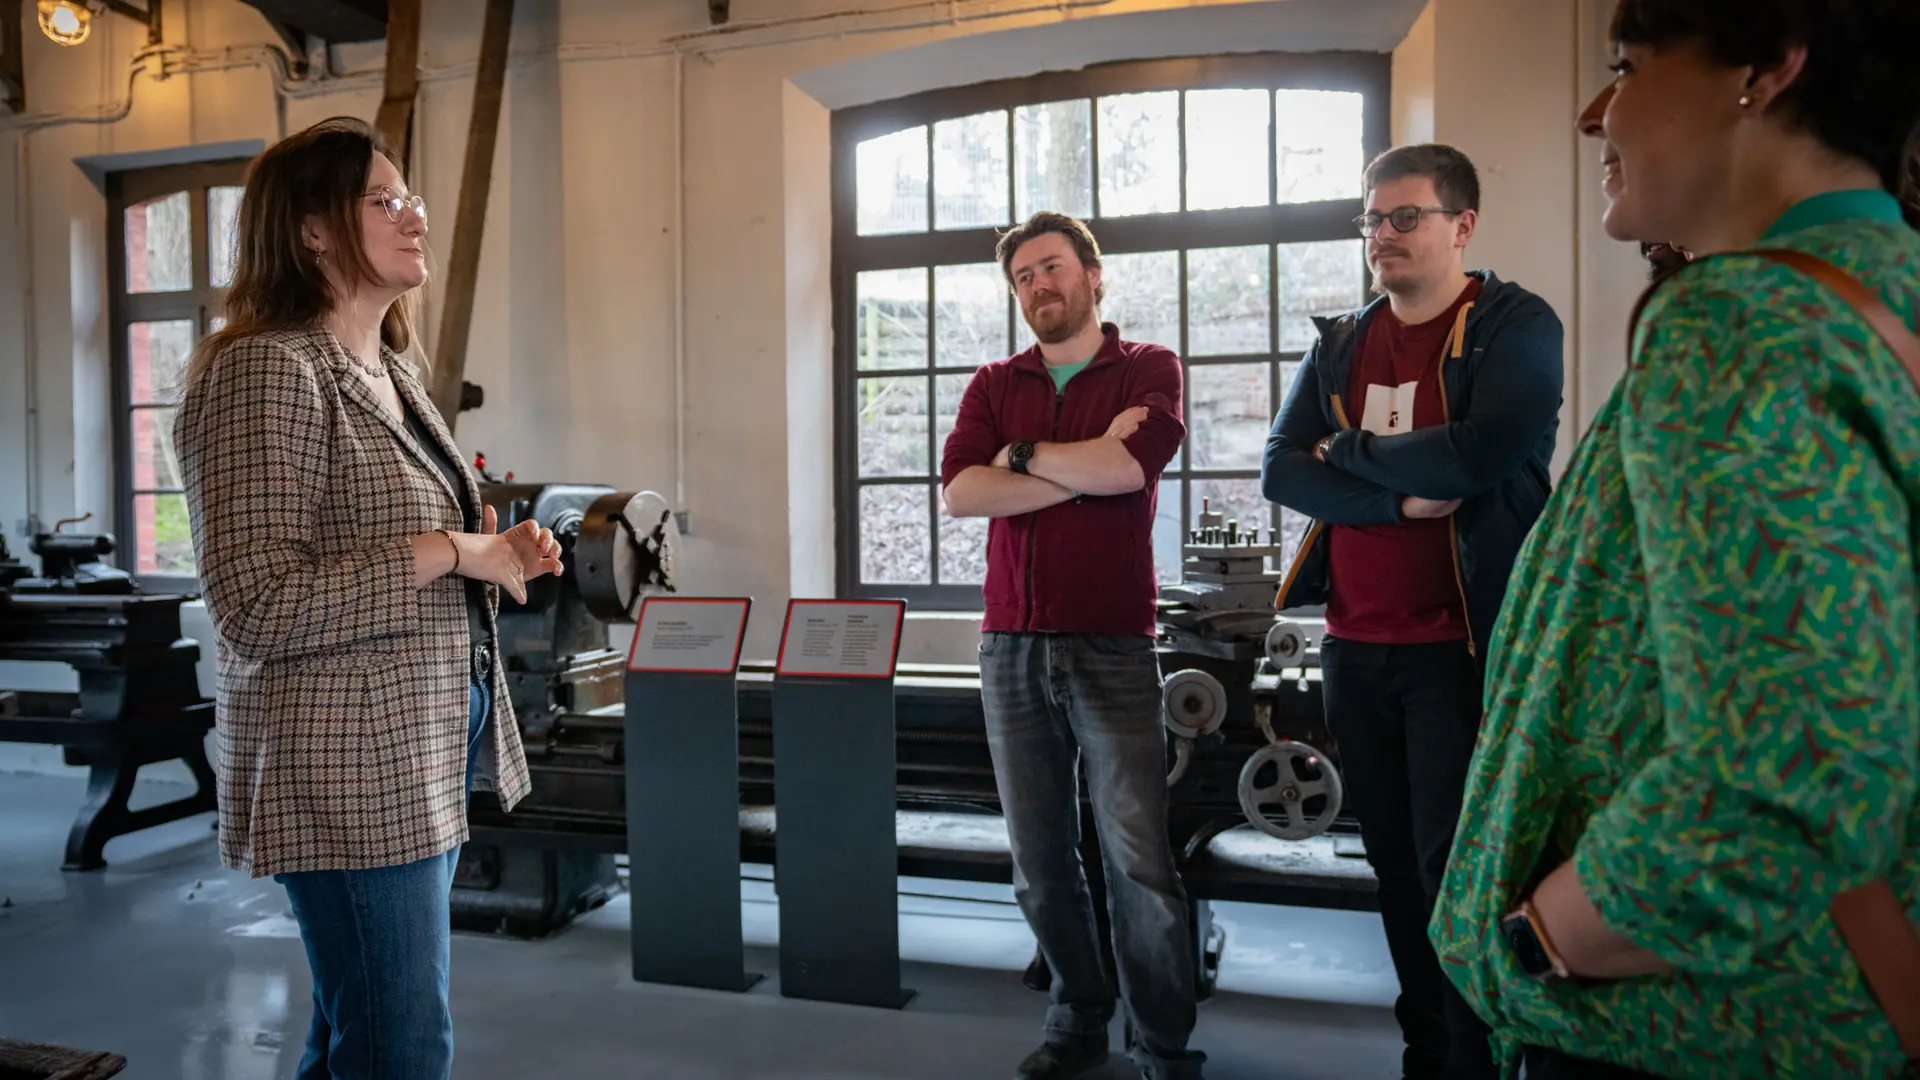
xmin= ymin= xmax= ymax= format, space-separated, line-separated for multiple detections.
xmin=1522 ymin=1046 xmax=1666 ymax=1079
xmin=1321 ymin=636 xmax=1495 ymax=1080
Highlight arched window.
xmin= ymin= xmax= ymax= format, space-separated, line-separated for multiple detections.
xmin=833 ymin=53 xmax=1389 ymax=607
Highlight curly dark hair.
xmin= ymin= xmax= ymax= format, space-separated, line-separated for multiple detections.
xmin=1610 ymin=0 xmax=1920 ymax=227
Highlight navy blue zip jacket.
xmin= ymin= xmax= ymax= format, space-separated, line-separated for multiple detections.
xmin=1261 ymin=270 xmax=1563 ymax=656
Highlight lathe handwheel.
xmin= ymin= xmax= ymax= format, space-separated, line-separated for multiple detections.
xmin=1265 ymin=619 xmax=1308 ymax=669
xmin=1237 ymin=741 xmax=1343 ymax=841
xmin=1162 ymin=669 xmax=1227 ymax=740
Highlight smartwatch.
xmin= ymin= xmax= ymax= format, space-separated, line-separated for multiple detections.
xmin=1009 ymin=440 xmax=1037 ymax=475
xmin=1501 ymin=898 xmax=1572 ymax=981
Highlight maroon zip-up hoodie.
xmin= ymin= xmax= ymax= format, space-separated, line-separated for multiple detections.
xmin=939 ymin=323 xmax=1185 ymax=636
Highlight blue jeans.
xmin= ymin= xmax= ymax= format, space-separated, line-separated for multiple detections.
xmin=978 ymin=632 xmax=1205 ymax=1080
xmin=275 ymin=680 xmax=490 ymax=1080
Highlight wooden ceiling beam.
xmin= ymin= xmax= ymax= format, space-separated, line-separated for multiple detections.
xmin=372 ymin=0 xmax=421 ymax=175
xmin=428 ymin=0 xmax=512 ymax=426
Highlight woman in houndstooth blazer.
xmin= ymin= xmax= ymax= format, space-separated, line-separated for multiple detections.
xmin=174 ymin=117 xmax=560 ymax=1080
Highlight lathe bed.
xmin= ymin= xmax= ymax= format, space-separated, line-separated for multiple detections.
xmin=462 ymin=660 xmax=1377 ymax=928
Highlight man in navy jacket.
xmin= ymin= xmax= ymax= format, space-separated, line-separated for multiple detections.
xmin=1262 ymin=145 xmax=1562 ymax=1080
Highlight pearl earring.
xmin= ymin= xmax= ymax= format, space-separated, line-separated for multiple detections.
xmin=1739 ymin=94 xmax=1753 ymax=108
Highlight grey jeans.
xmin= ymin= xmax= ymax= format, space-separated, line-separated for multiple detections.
xmin=979 ymin=631 xmax=1205 ymax=1080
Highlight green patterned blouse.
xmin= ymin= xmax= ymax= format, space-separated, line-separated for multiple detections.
xmin=1431 ymin=190 xmax=1920 ymax=1079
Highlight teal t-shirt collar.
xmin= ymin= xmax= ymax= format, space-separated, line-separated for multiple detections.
xmin=1762 ymin=188 xmax=1905 ymax=240
xmin=1045 ymin=356 xmax=1095 ymax=392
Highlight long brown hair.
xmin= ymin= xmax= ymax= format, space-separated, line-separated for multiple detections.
xmin=184 ymin=116 xmax=421 ymax=390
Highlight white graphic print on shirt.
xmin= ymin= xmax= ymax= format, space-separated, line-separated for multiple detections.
xmin=1360 ymin=380 xmax=1420 ymax=437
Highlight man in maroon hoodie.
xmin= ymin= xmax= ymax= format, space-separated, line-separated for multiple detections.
xmin=942 ymin=212 xmax=1201 ymax=1080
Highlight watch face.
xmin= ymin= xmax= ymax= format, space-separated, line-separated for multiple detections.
xmin=1501 ymin=913 xmax=1553 ymax=977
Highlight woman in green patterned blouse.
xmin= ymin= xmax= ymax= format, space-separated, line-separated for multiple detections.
xmin=1429 ymin=1 xmax=1920 ymax=1077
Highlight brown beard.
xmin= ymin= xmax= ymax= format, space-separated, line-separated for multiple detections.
xmin=1024 ymin=279 xmax=1095 ymax=345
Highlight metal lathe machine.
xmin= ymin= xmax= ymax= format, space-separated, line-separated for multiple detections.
xmin=454 ymin=481 xmax=1368 ymax=993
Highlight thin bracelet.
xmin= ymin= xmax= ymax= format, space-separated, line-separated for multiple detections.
xmin=437 ymin=529 xmax=460 ymax=572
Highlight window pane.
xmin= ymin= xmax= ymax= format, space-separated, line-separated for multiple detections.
xmin=1185 ymin=88 xmax=1270 ymax=211
xmin=1100 ymin=251 xmax=1179 ymax=351
xmin=1277 ymin=240 xmax=1366 ymax=352
xmin=126 ymin=191 xmax=191 ymax=293
xmin=1279 ymin=359 xmax=1302 ymax=404
xmin=131 ymin=405 xmax=182 ymax=490
xmin=934 ymin=373 xmax=973 ymax=462
xmin=1276 ymin=89 xmax=1365 ymax=204
xmin=1277 ymin=506 xmax=1314 ymax=580
xmin=857 ymin=126 xmax=929 ymax=236
xmin=857 ymin=268 xmax=928 ymax=371
xmin=1097 ymin=92 xmax=1179 ymax=217
xmin=934 ymin=111 xmax=1010 ymax=230
xmin=1153 ymin=478 xmax=1183 ymax=586
xmin=208 ymin=315 xmax=228 ymax=333
xmin=1191 ymin=478 xmax=1269 ymax=546
xmin=134 ymin=492 xmax=196 ymax=577
xmin=938 ymin=512 xmax=989 ymax=586
xmin=934 ymin=264 xmax=1008 ymax=366
xmin=860 ymin=484 xmax=932 ymax=585
xmin=129 ymin=319 xmax=197 ymax=405
xmin=857 ymin=376 xmax=929 ymax=478
xmin=1187 ymin=363 xmax=1270 ymax=470
xmin=209 ymin=186 xmax=243 ymax=288
xmin=1015 ymin=100 xmax=1093 ymax=220
xmin=1188 ymin=245 xmax=1270 ymax=356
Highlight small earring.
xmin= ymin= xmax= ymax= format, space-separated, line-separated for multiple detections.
xmin=1738 ymin=94 xmax=1753 ymax=108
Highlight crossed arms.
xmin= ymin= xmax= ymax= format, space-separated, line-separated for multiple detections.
xmin=940 ymin=352 xmax=1186 ymax=520
xmin=1260 ymin=306 xmax=1565 ymax=523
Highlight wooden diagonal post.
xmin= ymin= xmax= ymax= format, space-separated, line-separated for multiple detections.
xmin=429 ymin=0 xmax=513 ymax=425
xmin=373 ymin=0 xmax=422 ymax=175
xmin=1 ymin=0 xmax=26 ymax=113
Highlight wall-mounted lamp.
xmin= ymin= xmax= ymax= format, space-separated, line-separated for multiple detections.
xmin=37 ymin=0 xmax=92 ymax=46
xmin=34 ymin=0 xmax=161 ymax=48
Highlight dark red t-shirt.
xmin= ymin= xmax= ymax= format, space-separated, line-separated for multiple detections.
xmin=1325 ymin=278 xmax=1482 ymax=644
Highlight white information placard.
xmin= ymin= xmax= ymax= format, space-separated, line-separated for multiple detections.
xmin=775 ymin=599 xmax=906 ymax=680
xmin=627 ymin=597 xmax=753 ymax=674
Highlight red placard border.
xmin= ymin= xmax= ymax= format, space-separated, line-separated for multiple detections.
xmin=775 ymin=598 xmax=907 ymax=680
xmin=627 ymin=596 xmax=754 ymax=674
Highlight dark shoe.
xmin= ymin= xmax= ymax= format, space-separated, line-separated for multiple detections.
xmin=1016 ymin=1039 xmax=1110 ymax=1079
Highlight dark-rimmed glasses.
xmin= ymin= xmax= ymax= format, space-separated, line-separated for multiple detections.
xmin=1354 ymin=205 xmax=1461 ymax=238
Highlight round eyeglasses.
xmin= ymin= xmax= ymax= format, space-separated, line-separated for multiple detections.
xmin=1354 ymin=205 xmax=1461 ymax=238
xmin=366 ymin=188 xmax=427 ymax=224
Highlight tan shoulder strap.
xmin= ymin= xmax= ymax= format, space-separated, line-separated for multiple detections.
xmin=1623 ymin=249 xmax=1920 ymax=392
xmin=1752 ymin=248 xmax=1920 ymax=389
xmin=1749 ymin=248 xmax=1920 ymax=1062
xmin=1627 ymin=247 xmax=1920 ymax=1061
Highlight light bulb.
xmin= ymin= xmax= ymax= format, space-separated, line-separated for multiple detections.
xmin=38 ymin=0 xmax=93 ymax=47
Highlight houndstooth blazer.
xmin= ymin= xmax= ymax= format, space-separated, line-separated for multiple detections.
xmin=174 ymin=326 xmax=530 ymax=878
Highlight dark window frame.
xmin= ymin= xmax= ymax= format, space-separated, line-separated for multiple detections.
xmin=107 ymin=158 xmax=251 ymax=594
xmin=831 ymin=52 xmax=1390 ymax=609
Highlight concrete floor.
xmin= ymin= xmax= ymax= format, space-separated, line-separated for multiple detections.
xmin=0 ymin=771 xmax=1404 ymax=1080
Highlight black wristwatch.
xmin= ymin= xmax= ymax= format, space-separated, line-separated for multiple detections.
xmin=1501 ymin=899 xmax=1572 ymax=981
xmin=1009 ymin=440 xmax=1036 ymax=475
xmin=1314 ymin=433 xmax=1338 ymax=461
